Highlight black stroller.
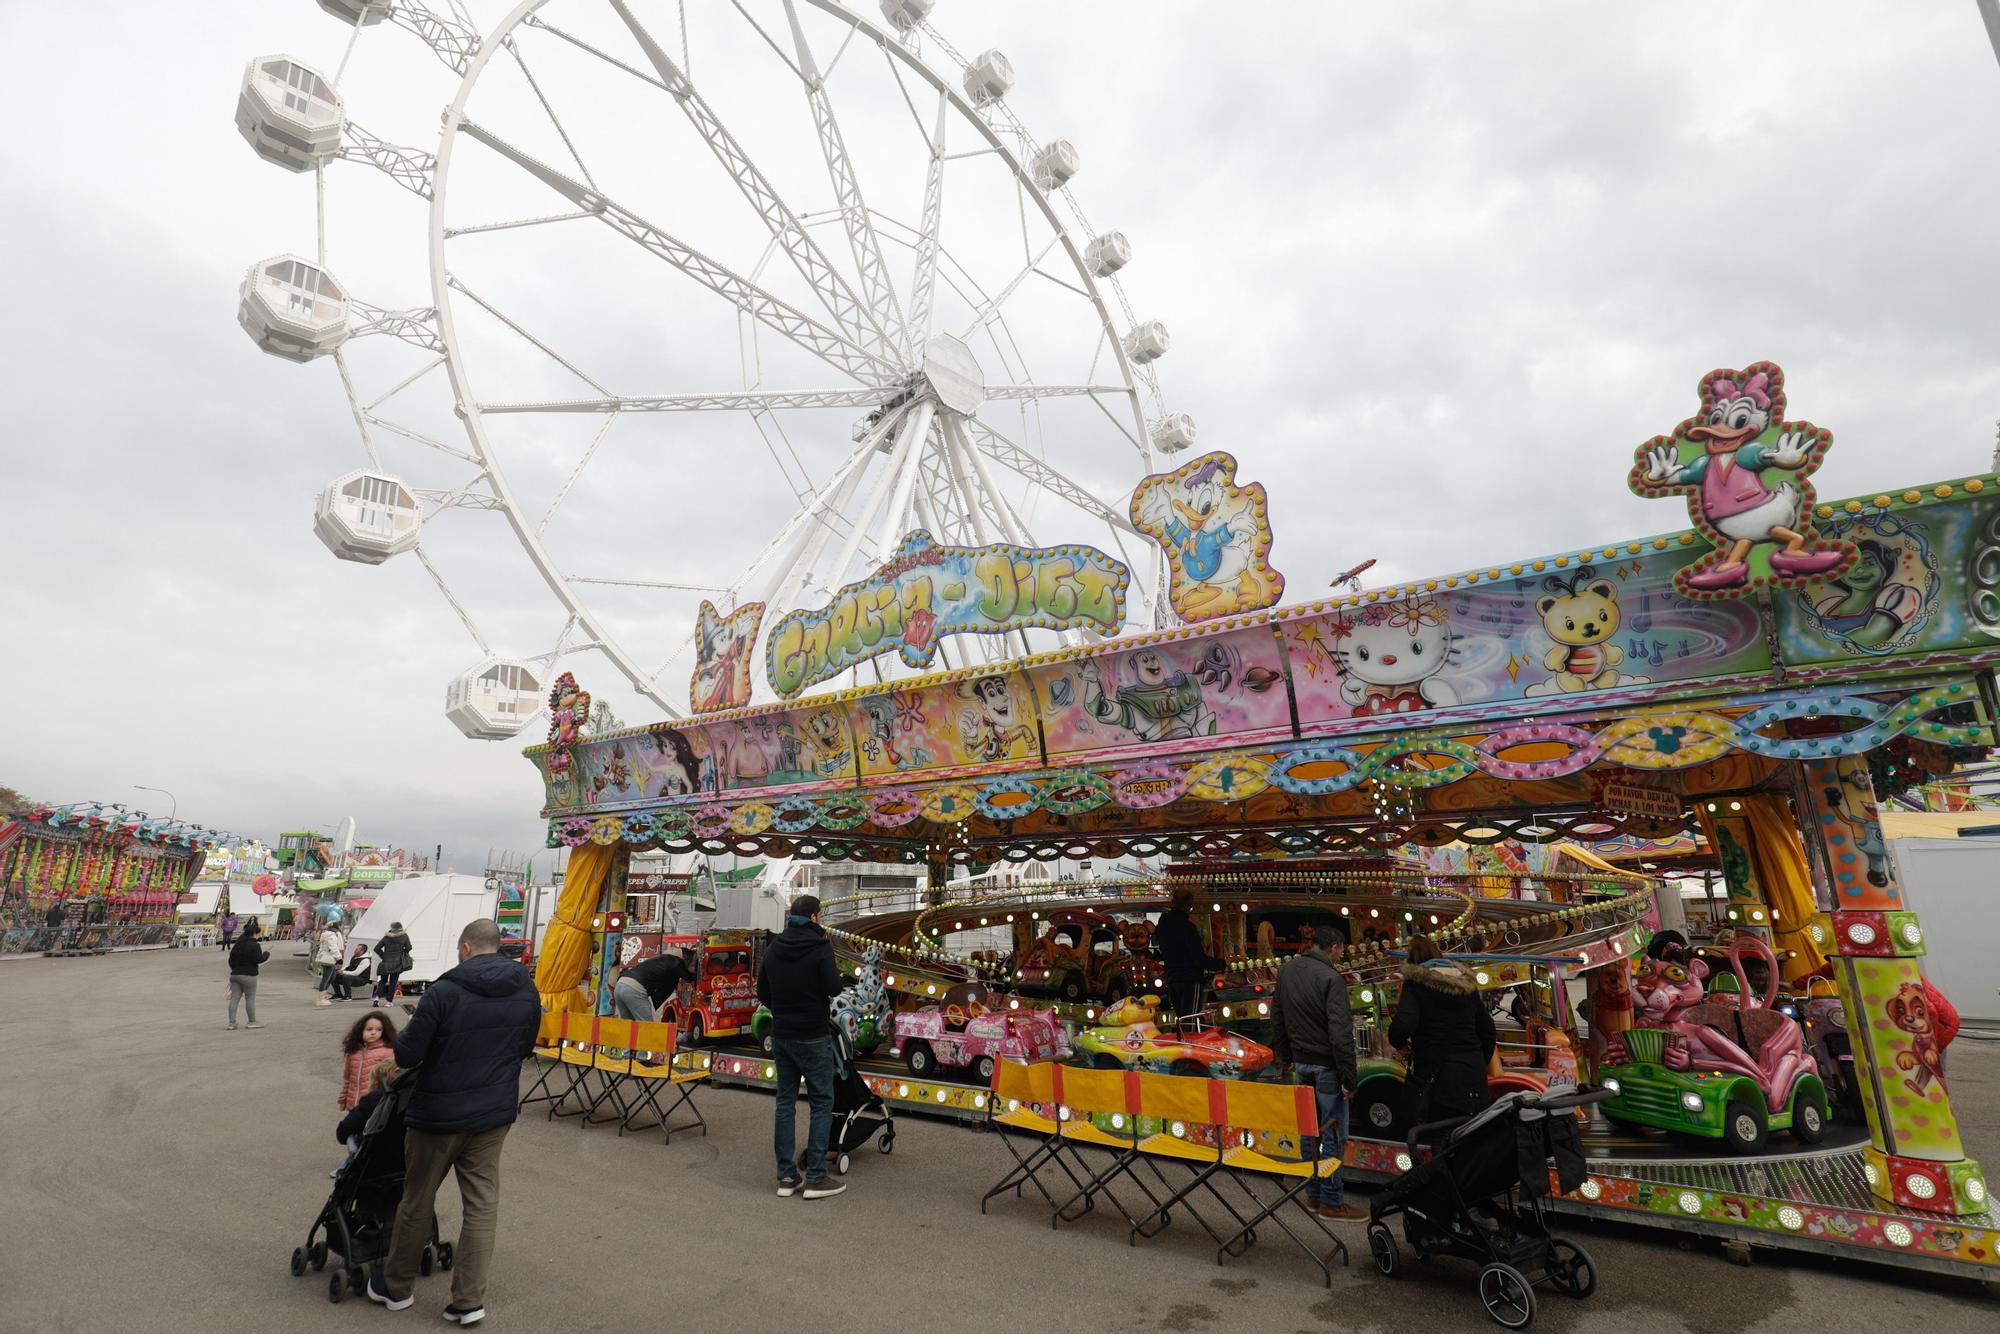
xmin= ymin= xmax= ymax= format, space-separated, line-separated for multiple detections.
xmin=1367 ymin=1086 xmax=1612 ymax=1329
xmin=826 ymin=1025 xmax=895 ymax=1176
xmin=288 ymin=1080 xmax=448 ymax=1304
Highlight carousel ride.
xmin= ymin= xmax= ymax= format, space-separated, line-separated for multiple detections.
xmin=235 ymin=0 xmax=1997 ymax=1289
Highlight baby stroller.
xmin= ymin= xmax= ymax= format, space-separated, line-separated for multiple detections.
xmin=287 ymin=1080 xmax=447 ymax=1304
xmin=1367 ymin=1086 xmax=1612 ymax=1329
xmin=827 ymin=1025 xmax=895 ymax=1176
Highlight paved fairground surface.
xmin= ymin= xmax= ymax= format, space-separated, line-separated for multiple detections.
xmin=1 ymin=949 xmax=1994 ymax=1334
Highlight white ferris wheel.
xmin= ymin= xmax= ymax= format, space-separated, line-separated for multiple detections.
xmin=237 ymin=0 xmax=1191 ymax=738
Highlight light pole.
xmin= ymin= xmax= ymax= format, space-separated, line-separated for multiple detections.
xmin=134 ymin=785 xmax=177 ymax=819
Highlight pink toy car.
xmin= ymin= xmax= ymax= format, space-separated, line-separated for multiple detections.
xmin=890 ymin=992 xmax=1071 ymax=1083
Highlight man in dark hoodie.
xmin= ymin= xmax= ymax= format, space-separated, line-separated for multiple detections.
xmin=368 ymin=918 xmax=538 ymax=1326
xmin=1272 ymin=922 xmax=1362 ymax=1221
xmin=756 ymin=894 xmax=847 ymax=1200
xmin=1153 ymin=889 xmax=1222 ymax=1019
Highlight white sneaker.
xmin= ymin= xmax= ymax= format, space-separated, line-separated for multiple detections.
xmin=226 ymin=1024 xmax=238 ymax=1031
xmin=802 ymin=1180 xmax=847 ymax=1200
xmin=365 ymin=1272 xmax=413 ymax=1311
xmin=442 ymin=1303 xmax=485 ymax=1325
xmin=246 ymin=1022 xmax=264 ymax=1029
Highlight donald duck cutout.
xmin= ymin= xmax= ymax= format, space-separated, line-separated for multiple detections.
xmin=1630 ymin=362 xmax=1854 ymax=597
xmin=1131 ymin=451 xmax=1286 ymax=622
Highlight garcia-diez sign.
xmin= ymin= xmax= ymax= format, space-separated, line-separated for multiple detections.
xmin=766 ymin=530 xmax=1129 ymax=699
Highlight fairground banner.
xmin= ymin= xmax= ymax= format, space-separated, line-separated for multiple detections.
xmin=766 ymin=529 xmax=1129 ymax=698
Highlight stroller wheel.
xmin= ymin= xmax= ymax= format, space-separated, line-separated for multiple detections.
xmin=290 ymin=1247 xmax=306 ymax=1278
xmin=1366 ymin=1223 xmax=1398 ymax=1277
xmin=419 ymin=1246 xmax=434 ymax=1277
xmin=327 ymin=1271 xmax=346 ymax=1305
xmin=310 ymin=1242 xmax=327 ymax=1272
xmin=1548 ymin=1239 xmax=1596 ymax=1298
xmin=878 ymin=1132 xmax=894 ymax=1155
xmin=836 ymin=1152 xmax=852 ymax=1176
xmin=1478 ymin=1263 xmax=1536 ymax=1329
xmin=438 ymin=1242 xmax=456 ymax=1271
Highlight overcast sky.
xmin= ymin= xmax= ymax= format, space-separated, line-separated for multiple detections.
xmin=5 ymin=2 xmax=2000 ymax=873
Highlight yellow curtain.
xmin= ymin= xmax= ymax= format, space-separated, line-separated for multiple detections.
xmin=534 ymin=841 xmax=619 ymax=1016
xmin=1695 ymin=794 xmax=1827 ymax=981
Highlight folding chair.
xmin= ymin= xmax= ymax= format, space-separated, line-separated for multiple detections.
xmin=582 ymin=1017 xmax=644 ymax=1127
xmin=549 ymin=1012 xmax=610 ymax=1120
xmin=1210 ymin=1081 xmax=1350 ymax=1285
xmin=518 ymin=1010 xmax=569 ymax=1113
xmin=615 ymin=1020 xmax=710 ymax=1144
xmin=1127 ymin=1072 xmax=1259 ymax=1254
xmin=1042 ymin=1066 xmax=1175 ymax=1235
xmin=981 ymin=1060 xmax=1093 ymax=1215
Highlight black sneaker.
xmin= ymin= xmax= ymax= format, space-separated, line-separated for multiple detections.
xmin=802 ymin=1179 xmax=847 ymax=1200
xmin=365 ymin=1269 xmax=413 ymax=1311
xmin=442 ymin=1303 xmax=485 ymax=1326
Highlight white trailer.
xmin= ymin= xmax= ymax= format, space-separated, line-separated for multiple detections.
xmin=344 ymin=873 xmax=499 ymax=989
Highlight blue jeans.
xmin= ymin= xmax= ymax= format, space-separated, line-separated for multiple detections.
xmin=772 ymin=1035 xmax=837 ymax=1183
xmin=612 ymin=977 xmax=657 ymax=1022
xmin=1294 ymin=1063 xmax=1349 ymax=1207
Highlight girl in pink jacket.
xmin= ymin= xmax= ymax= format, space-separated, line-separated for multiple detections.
xmin=338 ymin=1011 xmax=400 ymax=1111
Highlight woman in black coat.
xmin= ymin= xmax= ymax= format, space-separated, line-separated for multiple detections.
xmin=1388 ymin=935 xmax=1497 ymax=1129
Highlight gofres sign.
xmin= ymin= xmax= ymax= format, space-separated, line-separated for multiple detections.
xmin=765 ymin=529 xmax=1129 ymax=698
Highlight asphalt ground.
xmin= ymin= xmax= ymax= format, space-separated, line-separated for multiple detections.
xmin=0 ymin=948 xmax=1994 ymax=1333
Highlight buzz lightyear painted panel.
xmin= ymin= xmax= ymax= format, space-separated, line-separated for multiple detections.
xmin=1131 ymin=452 xmax=1285 ymax=622
xmin=1284 ymin=559 xmax=1770 ymax=730
xmin=1029 ymin=626 xmax=1292 ymax=764
xmin=1628 ymin=361 xmax=1857 ymax=598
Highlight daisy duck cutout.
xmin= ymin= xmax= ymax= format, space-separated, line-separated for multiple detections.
xmin=1630 ymin=362 xmax=1855 ymax=597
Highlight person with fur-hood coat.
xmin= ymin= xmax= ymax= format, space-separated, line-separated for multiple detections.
xmin=1388 ymin=935 xmax=1496 ymax=1127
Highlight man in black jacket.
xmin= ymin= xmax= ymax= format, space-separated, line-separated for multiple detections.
xmin=1153 ymin=889 xmax=1220 ymax=1019
xmin=369 ymin=919 xmax=538 ymax=1325
xmin=756 ymin=895 xmax=846 ymax=1200
xmin=1272 ymin=922 xmax=1362 ymax=1221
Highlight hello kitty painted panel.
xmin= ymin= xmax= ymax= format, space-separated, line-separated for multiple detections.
xmin=1032 ymin=626 xmax=1292 ymax=763
xmin=1288 ymin=554 xmax=1770 ymax=731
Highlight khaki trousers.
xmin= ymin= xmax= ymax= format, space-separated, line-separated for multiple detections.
xmin=384 ymin=1123 xmax=510 ymax=1307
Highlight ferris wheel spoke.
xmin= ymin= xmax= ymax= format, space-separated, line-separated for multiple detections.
xmin=503 ymin=35 xmax=597 ymax=187
xmin=476 ymin=387 xmax=883 ymax=414
xmin=779 ymin=0 xmax=907 ymax=358
xmin=750 ymin=400 xmax=912 ymax=612
xmin=370 ymin=414 xmax=481 ymax=465
xmin=962 ymin=418 xmax=1142 ymax=537
xmin=983 ymin=384 xmax=1130 ymax=401
xmin=458 ymin=117 xmax=896 ymax=384
xmin=538 ymin=412 xmax=619 ymax=537
xmin=906 ymin=89 xmax=949 ymax=360
xmin=340 ymin=122 xmax=435 ymax=199
xmin=414 ymin=545 xmax=492 ymax=654
xmin=566 ymin=574 xmax=731 ymax=593
xmin=447 ymin=274 xmax=611 ymax=397
xmin=957 ymin=235 xmax=1061 ymax=340
xmin=603 ymin=0 xmax=895 ymax=358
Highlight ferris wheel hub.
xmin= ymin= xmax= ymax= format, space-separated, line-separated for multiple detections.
xmin=920 ymin=333 xmax=985 ymax=416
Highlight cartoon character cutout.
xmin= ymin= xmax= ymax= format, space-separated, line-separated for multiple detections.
xmin=1131 ymin=451 xmax=1286 ymax=622
xmin=956 ymin=674 xmax=1035 ymax=763
xmin=804 ymin=706 xmax=853 ymax=778
xmin=1822 ymin=766 xmax=1891 ymax=889
xmin=1631 ymin=362 xmax=1855 ymax=596
xmin=1079 ymin=649 xmax=1217 ymax=741
xmin=1331 ymin=596 xmax=1458 ymax=716
xmin=1886 ymin=982 xmax=1946 ymax=1095
xmin=544 ymin=672 xmax=591 ymax=789
xmin=1527 ymin=566 xmax=1645 ymax=693
xmin=690 ymin=600 xmax=764 ymax=714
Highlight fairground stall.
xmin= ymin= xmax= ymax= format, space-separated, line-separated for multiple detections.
xmin=527 ymin=364 xmax=1996 ymax=1282
xmin=0 ymin=803 xmax=224 ymax=953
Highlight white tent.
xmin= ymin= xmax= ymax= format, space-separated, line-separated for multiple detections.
xmin=344 ymin=874 xmax=499 ymax=988
xmin=179 ymin=882 xmax=284 ymax=928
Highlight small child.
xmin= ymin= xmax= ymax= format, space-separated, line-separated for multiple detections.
xmin=338 ymin=1010 xmax=399 ymax=1112
xmin=334 ymin=1059 xmax=404 ymax=1173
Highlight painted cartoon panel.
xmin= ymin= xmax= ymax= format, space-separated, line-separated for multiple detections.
xmin=1130 ymin=451 xmax=1285 ymax=622
xmin=1032 ymin=626 xmax=1291 ymax=763
xmin=850 ymin=671 xmax=1040 ymax=780
xmin=696 ymin=703 xmax=857 ymax=790
xmin=1773 ymin=500 xmax=1983 ymax=666
xmin=1628 ymin=361 xmax=1856 ymax=597
xmin=1287 ymin=551 xmax=1771 ymax=731
xmin=691 ymin=600 xmax=763 ymax=714
xmin=558 ymin=725 xmax=707 ymax=807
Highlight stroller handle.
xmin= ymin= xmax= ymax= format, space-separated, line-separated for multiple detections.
xmin=1527 ymin=1083 xmax=1616 ymax=1111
